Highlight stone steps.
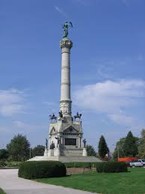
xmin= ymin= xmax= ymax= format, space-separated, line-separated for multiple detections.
xmin=59 ymin=156 xmax=101 ymax=163
xmin=28 ymin=156 xmax=102 ymax=163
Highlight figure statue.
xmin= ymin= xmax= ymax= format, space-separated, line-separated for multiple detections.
xmin=83 ymin=139 xmax=86 ymax=148
xmin=63 ymin=21 xmax=73 ymax=38
xmin=45 ymin=138 xmax=48 ymax=148
xmin=74 ymin=112 xmax=82 ymax=120
xmin=50 ymin=141 xmax=55 ymax=149
xmin=49 ymin=113 xmax=57 ymax=122
xmin=59 ymin=110 xmax=63 ymax=118
xmin=55 ymin=136 xmax=60 ymax=147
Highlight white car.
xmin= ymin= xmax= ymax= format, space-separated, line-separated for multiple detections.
xmin=138 ymin=159 xmax=145 ymax=166
xmin=129 ymin=160 xmax=143 ymax=167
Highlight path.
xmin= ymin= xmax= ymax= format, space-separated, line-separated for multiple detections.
xmin=0 ymin=169 xmax=97 ymax=194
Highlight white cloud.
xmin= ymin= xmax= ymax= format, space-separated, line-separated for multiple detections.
xmin=108 ymin=113 xmax=135 ymax=126
xmin=54 ymin=6 xmax=67 ymax=17
xmin=0 ymin=89 xmax=26 ymax=116
xmin=13 ymin=120 xmax=46 ymax=131
xmin=73 ymin=79 xmax=145 ymax=126
xmin=121 ymin=0 xmax=130 ymax=7
xmin=137 ymin=55 xmax=144 ymax=61
xmin=13 ymin=120 xmax=29 ymax=130
xmin=71 ymin=0 xmax=92 ymax=6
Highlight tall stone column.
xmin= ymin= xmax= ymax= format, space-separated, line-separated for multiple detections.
xmin=60 ymin=38 xmax=73 ymax=117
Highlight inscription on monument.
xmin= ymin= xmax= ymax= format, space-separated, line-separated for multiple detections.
xmin=65 ymin=138 xmax=76 ymax=145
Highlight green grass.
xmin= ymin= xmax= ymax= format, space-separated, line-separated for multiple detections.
xmin=0 ymin=188 xmax=6 ymax=194
xmin=36 ymin=168 xmax=145 ymax=194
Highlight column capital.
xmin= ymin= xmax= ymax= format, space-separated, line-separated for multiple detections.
xmin=60 ymin=38 xmax=73 ymax=49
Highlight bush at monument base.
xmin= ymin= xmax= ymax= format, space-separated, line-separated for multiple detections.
xmin=18 ymin=161 xmax=66 ymax=179
xmin=96 ymin=161 xmax=128 ymax=173
xmin=0 ymin=160 xmax=6 ymax=168
xmin=0 ymin=188 xmax=6 ymax=194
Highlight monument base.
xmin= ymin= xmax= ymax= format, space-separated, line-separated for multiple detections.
xmin=44 ymin=148 xmax=48 ymax=157
xmin=28 ymin=155 xmax=101 ymax=163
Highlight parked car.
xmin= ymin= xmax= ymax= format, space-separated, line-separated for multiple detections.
xmin=129 ymin=160 xmax=143 ymax=167
xmin=138 ymin=159 xmax=145 ymax=166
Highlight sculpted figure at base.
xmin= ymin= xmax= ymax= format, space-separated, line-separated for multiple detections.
xmin=50 ymin=141 xmax=55 ymax=149
xmin=49 ymin=113 xmax=57 ymax=123
xmin=59 ymin=110 xmax=63 ymax=118
xmin=74 ymin=112 xmax=82 ymax=120
xmin=83 ymin=139 xmax=87 ymax=148
xmin=55 ymin=136 xmax=60 ymax=147
xmin=45 ymin=138 xmax=48 ymax=149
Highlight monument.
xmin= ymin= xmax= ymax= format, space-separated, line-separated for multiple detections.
xmin=29 ymin=22 xmax=100 ymax=163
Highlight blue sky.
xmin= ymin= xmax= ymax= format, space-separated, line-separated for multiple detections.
xmin=0 ymin=0 xmax=145 ymax=151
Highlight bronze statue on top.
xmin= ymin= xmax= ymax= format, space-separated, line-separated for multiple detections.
xmin=63 ymin=21 xmax=73 ymax=38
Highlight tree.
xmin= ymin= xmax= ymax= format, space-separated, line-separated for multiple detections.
xmin=123 ymin=131 xmax=138 ymax=157
xmin=98 ymin=135 xmax=109 ymax=159
xmin=138 ymin=129 xmax=145 ymax=158
xmin=113 ymin=138 xmax=126 ymax=159
xmin=32 ymin=145 xmax=45 ymax=157
xmin=0 ymin=149 xmax=9 ymax=160
xmin=86 ymin=145 xmax=96 ymax=156
xmin=7 ymin=134 xmax=30 ymax=161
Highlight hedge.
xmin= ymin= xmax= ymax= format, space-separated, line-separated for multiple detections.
xmin=0 ymin=188 xmax=6 ymax=194
xmin=18 ymin=161 xmax=66 ymax=179
xmin=6 ymin=161 xmax=22 ymax=168
xmin=96 ymin=161 xmax=128 ymax=173
xmin=0 ymin=161 xmax=6 ymax=168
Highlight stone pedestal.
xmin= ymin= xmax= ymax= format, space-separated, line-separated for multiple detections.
xmin=44 ymin=148 xmax=48 ymax=157
xmin=48 ymin=149 xmax=54 ymax=157
xmin=54 ymin=147 xmax=60 ymax=157
xmin=82 ymin=148 xmax=87 ymax=156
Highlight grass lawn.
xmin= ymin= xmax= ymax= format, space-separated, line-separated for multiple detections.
xmin=36 ymin=168 xmax=145 ymax=194
xmin=0 ymin=188 xmax=5 ymax=194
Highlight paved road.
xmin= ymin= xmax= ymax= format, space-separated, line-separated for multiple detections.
xmin=0 ymin=169 xmax=97 ymax=194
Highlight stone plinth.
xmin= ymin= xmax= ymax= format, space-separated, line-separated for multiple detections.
xmin=28 ymin=156 xmax=102 ymax=163
xmin=82 ymin=148 xmax=87 ymax=156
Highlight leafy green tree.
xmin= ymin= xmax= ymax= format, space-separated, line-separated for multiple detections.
xmin=7 ymin=134 xmax=30 ymax=161
xmin=113 ymin=138 xmax=126 ymax=159
xmin=98 ymin=135 xmax=109 ymax=159
xmin=123 ymin=131 xmax=138 ymax=157
xmin=32 ymin=145 xmax=45 ymax=157
xmin=138 ymin=129 xmax=145 ymax=158
xmin=86 ymin=145 xmax=96 ymax=156
xmin=0 ymin=149 xmax=9 ymax=160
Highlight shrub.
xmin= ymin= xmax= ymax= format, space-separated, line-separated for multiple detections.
xmin=96 ymin=161 xmax=128 ymax=173
xmin=0 ymin=188 xmax=6 ymax=194
xmin=0 ymin=160 xmax=6 ymax=168
xmin=6 ymin=161 xmax=22 ymax=168
xmin=18 ymin=161 xmax=66 ymax=179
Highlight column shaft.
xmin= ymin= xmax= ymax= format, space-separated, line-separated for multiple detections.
xmin=60 ymin=39 xmax=73 ymax=116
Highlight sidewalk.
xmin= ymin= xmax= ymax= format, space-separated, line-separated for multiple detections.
xmin=0 ymin=169 xmax=97 ymax=194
